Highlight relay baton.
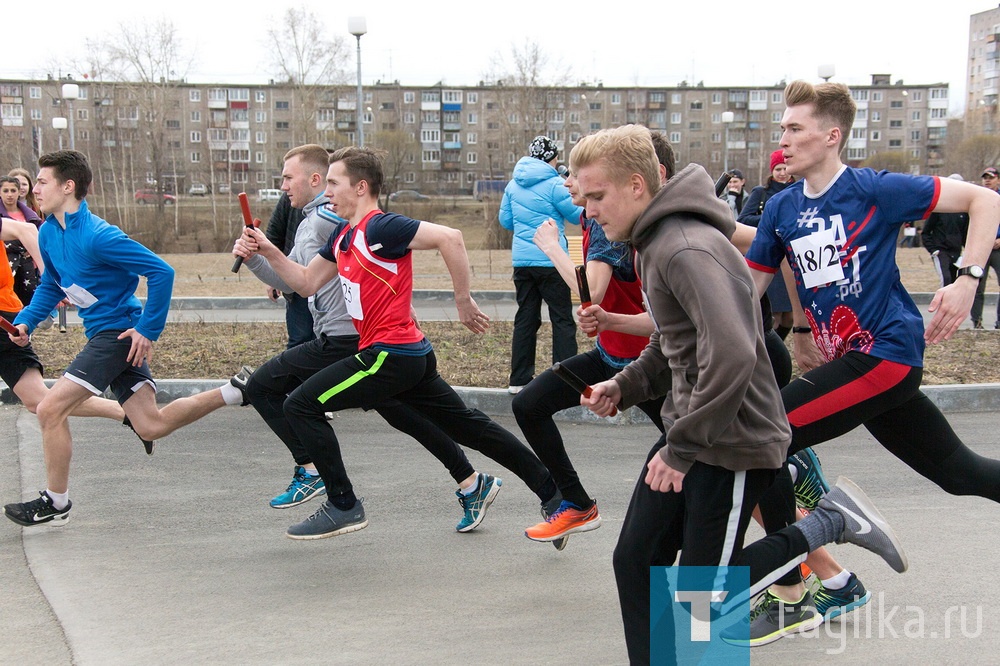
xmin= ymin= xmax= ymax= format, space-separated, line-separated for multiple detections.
xmin=231 ymin=192 xmax=257 ymax=273
xmin=551 ymin=362 xmax=617 ymax=416
xmin=0 ymin=315 xmax=18 ymax=336
xmin=58 ymin=304 xmax=67 ymax=332
xmin=575 ymin=265 xmax=596 ymax=338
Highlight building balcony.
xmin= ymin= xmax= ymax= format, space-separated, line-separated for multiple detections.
xmin=337 ymin=121 xmax=356 ymax=130
xmin=421 ymin=101 xmax=441 ymax=111
xmin=443 ymin=141 xmax=462 ymax=150
xmin=443 ymin=122 xmax=462 ymax=131
xmin=442 ymin=161 xmax=461 ymax=170
xmin=442 ymin=103 xmax=461 ymax=112
xmin=207 ymin=100 xmax=227 ymax=109
xmin=646 ymin=102 xmax=666 ymax=110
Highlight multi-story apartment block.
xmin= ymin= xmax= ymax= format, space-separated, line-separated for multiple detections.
xmin=968 ymin=4 xmax=1000 ymax=133
xmin=0 ymin=73 xmax=946 ymax=198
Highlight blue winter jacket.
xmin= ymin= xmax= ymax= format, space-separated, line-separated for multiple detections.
xmin=14 ymin=199 xmax=175 ymax=340
xmin=499 ymin=157 xmax=582 ymax=267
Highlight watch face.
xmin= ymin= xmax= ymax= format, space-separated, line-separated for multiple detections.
xmin=961 ymin=266 xmax=984 ymax=279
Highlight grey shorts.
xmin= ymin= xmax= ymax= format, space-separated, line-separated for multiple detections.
xmin=65 ymin=330 xmax=156 ymax=405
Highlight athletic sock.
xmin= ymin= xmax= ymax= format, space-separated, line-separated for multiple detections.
xmin=792 ymin=505 xmax=846 ymax=553
xmin=821 ymin=570 xmax=852 ymax=590
xmin=219 ymin=382 xmax=244 ymax=406
xmin=46 ymin=489 xmax=69 ymax=510
xmin=301 ymin=464 xmax=319 ymax=476
xmin=460 ymin=474 xmax=481 ymax=496
xmin=787 ymin=463 xmax=799 ymax=484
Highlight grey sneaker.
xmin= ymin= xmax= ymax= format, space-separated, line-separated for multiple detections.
xmin=721 ymin=590 xmax=822 ymax=646
xmin=540 ymin=493 xmax=569 ymax=551
xmin=820 ymin=477 xmax=909 ymax=573
xmin=286 ymin=498 xmax=368 ymax=540
xmin=230 ymin=366 xmax=254 ymax=406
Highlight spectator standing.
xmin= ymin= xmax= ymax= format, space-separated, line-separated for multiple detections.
xmin=721 ymin=168 xmax=748 ymax=216
xmin=1 ymin=175 xmax=42 ymax=309
xmin=971 ymin=166 xmax=1000 ymax=329
xmin=922 ymin=173 xmax=969 ymax=288
xmin=499 ymin=135 xmax=582 ymax=393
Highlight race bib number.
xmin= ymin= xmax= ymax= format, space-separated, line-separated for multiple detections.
xmin=61 ymin=283 xmax=98 ymax=308
xmin=789 ymin=229 xmax=844 ymax=289
xmin=339 ymin=276 xmax=364 ymax=320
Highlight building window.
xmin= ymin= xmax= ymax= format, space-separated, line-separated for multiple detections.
xmin=275 ymin=121 xmax=289 ymax=130
xmin=255 ymin=91 xmax=266 ymax=103
xmin=255 ymin=131 xmax=266 ymax=143
xmin=848 ymin=148 xmax=866 ymax=160
xmin=871 ymin=130 xmax=881 ymax=141
xmin=256 ymin=172 xmax=267 ymax=183
xmin=889 ymin=139 xmax=902 ymax=148
xmin=422 ymin=149 xmax=440 ymax=162
xmin=671 ymin=93 xmax=682 ymax=104
xmin=711 ymin=132 xmax=721 ymax=142
xmin=190 ymin=111 xmax=201 ymax=122
xmin=871 ymin=111 xmax=881 ymax=121
xmin=404 ymin=92 xmax=415 ymax=104
xmin=688 ymin=122 xmax=702 ymax=130
xmin=930 ymin=88 xmax=947 ymax=99
xmin=404 ymin=112 xmax=416 ymax=124
xmin=911 ymin=111 xmax=921 ymax=122
xmin=910 ymin=148 xmax=921 ymax=158
xmin=255 ymin=151 xmax=264 ymax=163
xmin=772 ymin=92 xmax=783 ymax=103
xmin=690 ymin=100 xmax=703 ymax=110
xmin=29 ymin=86 xmax=40 ymax=99
xmin=911 ymin=91 xmax=922 ymax=102
xmin=770 ymin=131 xmax=781 ymax=142
xmin=208 ymin=128 xmax=227 ymax=141
xmin=420 ymin=129 xmax=441 ymax=142
xmin=851 ymin=128 xmax=867 ymax=140
xmin=910 ymin=130 xmax=921 ymax=141
xmin=190 ymin=151 xmax=201 ymax=163
xmin=467 ymin=152 xmax=478 ymax=164
xmin=711 ymin=92 xmax=722 ymax=104
xmin=190 ymin=90 xmax=201 ymax=102
xmin=467 ymin=92 xmax=478 ymax=104
xmin=889 ymin=120 xmax=903 ymax=128
xmin=190 ymin=130 xmax=201 ymax=142
xmin=669 ymin=132 xmax=681 ymax=143
xmin=166 ymin=119 xmax=180 ymax=129
xmin=466 ymin=112 xmax=477 ymax=124
xmin=671 ymin=112 xmax=681 ymax=124
xmin=851 ymin=90 xmax=869 ymax=102
xmin=30 ymin=109 xmax=41 ymax=120
xmin=232 ymin=171 xmax=248 ymax=184
xmin=254 ymin=111 xmax=265 ymax=123
xmin=275 ymin=101 xmax=289 ymax=110
xmin=772 ymin=111 xmax=782 ymax=123
xmin=890 ymin=100 xmax=903 ymax=108
xmin=611 ymin=93 xmax=621 ymax=105
xmin=466 ymin=132 xmax=477 ymax=144
xmin=872 ymin=91 xmax=883 ymax=102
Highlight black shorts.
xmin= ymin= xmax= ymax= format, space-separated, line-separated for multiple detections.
xmin=64 ymin=330 xmax=155 ymax=405
xmin=0 ymin=310 xmax=42 ymax=389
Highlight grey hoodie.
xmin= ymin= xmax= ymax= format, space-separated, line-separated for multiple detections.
xmin=614 ymin=163 xmax=791 ymax=473
xmin=245 ymin=194 xmax=355 ymax=338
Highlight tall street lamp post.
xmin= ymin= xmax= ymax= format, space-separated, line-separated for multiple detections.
xmin=61 ymin=83 xmax=80 ymax=150
xmin=348 ymin=16 xmax=367 ymax=147
xmin=721 ymin=111 xmax=734 ymax=173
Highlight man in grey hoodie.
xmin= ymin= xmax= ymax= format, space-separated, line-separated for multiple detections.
xmin=571 ymin=125 xmax=908 ymax=664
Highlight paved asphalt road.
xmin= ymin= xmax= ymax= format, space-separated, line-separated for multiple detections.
xmin=3 ymin=405 xmax=999 ymax=664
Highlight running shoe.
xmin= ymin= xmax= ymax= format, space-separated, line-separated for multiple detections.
xmin=230 ymin=366 xmax=254 ymax=406
xmin=455 ymin=473 xmax=501 ymax=532
xmin=788 ymin=447 xmax=830 ymax=511
xmin=525 ymin=500 xmax=601 ymax=542
xmin=286 ymin=498 xmax=368 ymax=540
xmin=819 ymin=476 xmax=909 ymax=573
xmin=123 ymin=415 xmax=155 ymax=455
xmin=813 ymin=572 xmax=871 ymax=620
xmin=721 ymin=590 xmax=822 ymax=646
xmin=270 ymin=466 xmax=327 ymax=509
xmin=4 ymin=491 xmax=72 ymax=527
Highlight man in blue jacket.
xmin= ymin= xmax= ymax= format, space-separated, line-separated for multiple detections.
xmin=499 ymin=136 xmax=582 ymax=393
xmin=4 ymin=151 xmax=246 ymax=528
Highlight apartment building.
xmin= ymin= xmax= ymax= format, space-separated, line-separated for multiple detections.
xmin=0 ymin=74 xmax=946 ymax=197
xmin=968 ymin=4 xmax=1000 ymax=133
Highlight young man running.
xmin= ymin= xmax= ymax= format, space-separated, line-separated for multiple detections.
xmin=4 ymin=151 xmax=244 ymax=528
xmin=233 ymin=146 xmax=561 ymax=540
xmin=234 ymin=144 xmax=502 ymax=532
xmin=745 ymin=80 xmax=1000 ymax=643
xmin=571 ymin=125 xmax=907 ymax=665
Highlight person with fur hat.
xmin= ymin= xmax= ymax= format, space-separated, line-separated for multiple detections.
xmin=499 ymin=136 xmax=583 ymax=393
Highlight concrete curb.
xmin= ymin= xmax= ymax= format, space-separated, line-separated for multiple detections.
xmin=6 ymin=380 xmax=998 ymax=417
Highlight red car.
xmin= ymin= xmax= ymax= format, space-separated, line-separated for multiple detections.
xmin=135 ymin=189 xmax=177 ymax=205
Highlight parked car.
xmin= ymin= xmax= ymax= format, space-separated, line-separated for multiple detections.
xmin=135 ymin=189 xmax=176 ymax=205
xmin=216 ymin=184 xmax=231 ymax=194
xmin=389 ymin=189 xmax=430 ymax=202
xmin=258 ymin=188 xmax=283 ymax=202
xmin=188 ymin=183 xmax=209 ymax=196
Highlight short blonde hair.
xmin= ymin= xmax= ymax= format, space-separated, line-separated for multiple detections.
xmin=784 ymin=80 xmax=856 ymax=151
xmin=569 ymin=125 xmax=661 ymax=196
xmin=283 ymin=144 xmax=331 ymax=175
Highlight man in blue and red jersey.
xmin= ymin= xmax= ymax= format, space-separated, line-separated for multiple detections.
xmin=744 ymin=79 xmax=1000 ymax=640
xmin=234 ymin=146 xmax=561 ymax=541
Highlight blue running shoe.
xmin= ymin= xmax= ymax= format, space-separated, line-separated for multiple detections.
xmin=455 ymin=473 xmax=501 ymax=532
xmin=270 ymin=466 xmax=327 ymax=509
xmin=286 ymin=498 xmax=367 ymax=540
xmin=813 ymin=572 xmax=871 ymax=620
xmin=789 ymin=447 xmax=830 ymax=511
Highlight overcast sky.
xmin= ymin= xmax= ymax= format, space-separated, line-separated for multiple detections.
xmin=7 ymin=1 xmax=992 ymax=115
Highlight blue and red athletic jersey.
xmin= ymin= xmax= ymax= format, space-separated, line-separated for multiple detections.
xmin=745 ymin=167 xmax=939 ymax=367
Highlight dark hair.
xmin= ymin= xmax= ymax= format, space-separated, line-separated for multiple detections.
xmin=649 ymin=131 xmax=675 ymax=180
xmin=328 ymin=146 xmax=385 ymax=198
xmin=38 ymin=150 xmax=92 ymax=200
xmin=0 ymin=176 xmax=21 ymax=189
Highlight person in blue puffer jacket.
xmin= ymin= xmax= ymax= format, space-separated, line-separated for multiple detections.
xmin=499 ymin=135 xmax=582 ymax=393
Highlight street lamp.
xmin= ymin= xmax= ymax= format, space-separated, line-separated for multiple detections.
xmin=818 ymin=64 xmax=836 ymax=83
xmin=721 ymin=111 xmax=734 ymax=172
xmin=61 ymin=83 xmax=80 ymax=150
xmin=348 ymin=16 xmax=367 ymax=147
xmin=52 ymin=116 xmax=67 ymax=150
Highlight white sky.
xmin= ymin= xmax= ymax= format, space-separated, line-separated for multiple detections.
xmin=6 ymin=1 xmax=993 ymax=115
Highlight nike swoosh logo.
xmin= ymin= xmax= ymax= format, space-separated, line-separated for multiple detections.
xmin=829 ymin=500 xmax=871 ymax=535
xmin=32 ymin=513 xmax=53 ymax=522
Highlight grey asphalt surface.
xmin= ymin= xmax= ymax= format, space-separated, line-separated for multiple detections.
xmin=3 ymin=405 xmax=1000 ymax=665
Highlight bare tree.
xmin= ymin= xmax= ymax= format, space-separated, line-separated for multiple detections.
xmin=266 ymin=6 xmax=351 ymax=146
xmin=947 ymin=134 xmax=1000 ymax=179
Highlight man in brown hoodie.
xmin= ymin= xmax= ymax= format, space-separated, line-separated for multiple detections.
xmin=571 ymin=124 xmax=908 ymax=664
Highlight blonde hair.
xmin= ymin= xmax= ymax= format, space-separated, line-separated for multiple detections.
xmin=569 ymin=125 xmax=661 ymax=196
xmin=783 ymin=80 xmax=856 ymax=151
xmin=283 ymin=144 xmax=331 ymax=176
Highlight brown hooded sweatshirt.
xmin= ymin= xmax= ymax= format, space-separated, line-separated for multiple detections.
xmin=613 ymin=163 xmax=791 ymax=474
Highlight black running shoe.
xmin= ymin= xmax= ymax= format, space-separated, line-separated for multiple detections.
xmin=123 ymin=415 xmax=155 ymax=455
xmin=4 ymin=491 xmax=72 ymax=527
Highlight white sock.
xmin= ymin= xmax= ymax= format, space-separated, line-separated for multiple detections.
xmin=821 ymin=570 xmax=852 ymax=590
xmin=46 ymin=489 xmax=69 ymax=510
xmin=459 ymin=473 xmax=481 ymax=496
xmin=219 ymin=382 xmax=244 ymax=406
xmin=787 ymin=462 xmax=799 ymax=484
xmin=301 ymin=465 xmax=319 ymax=476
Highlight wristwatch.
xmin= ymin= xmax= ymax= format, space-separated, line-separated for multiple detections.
xmin=957 ymin=265 xmax=985 ymax=279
